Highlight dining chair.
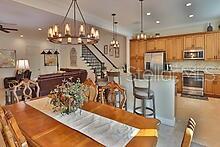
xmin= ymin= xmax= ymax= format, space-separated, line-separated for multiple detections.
xmin=100 ymin=81 xmax=126 ymax=109
xmin=181 ymin=118 xmax=196 ymax=147
xmin=106 ymin=71 xmax=121 ymax=84
xmin=83 ymin=78 xmax=98 ymax=102
xmin=0 ymin=106 xmax=28 ymax=147
xmin=13 ymin=78 xmax=40 ymax=102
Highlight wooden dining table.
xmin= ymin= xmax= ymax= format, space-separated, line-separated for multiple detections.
xmin=5 ymin=97 xmax=160 ymax=147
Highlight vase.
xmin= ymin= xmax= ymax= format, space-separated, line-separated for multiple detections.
xmin=207 ymin=23 xmax=213 ymax=32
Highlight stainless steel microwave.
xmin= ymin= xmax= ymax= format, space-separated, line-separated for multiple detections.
xmin=183 ymin=49 xmax=204 ymax=60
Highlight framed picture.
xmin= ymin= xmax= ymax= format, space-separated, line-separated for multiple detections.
xmin=115 ymin=48 xmax=120 ymax=58
xmin=109 ymin=45 xmax=114 ymax=56
xmin=0 ymin=49 xmax=16 ymax=68
xmin=104 ymin=45 xmax=108 ymax=54
xmin=44 ymin=54 xmax=57 ymax=66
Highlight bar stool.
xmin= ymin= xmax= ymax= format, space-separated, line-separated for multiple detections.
xmin=132 ymin=74 xmax=156 ymax=118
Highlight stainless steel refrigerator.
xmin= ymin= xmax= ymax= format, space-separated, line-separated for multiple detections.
xmin=144 ymin=52 xmax=165 ymax=75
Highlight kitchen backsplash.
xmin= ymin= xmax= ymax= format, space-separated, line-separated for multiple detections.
xmin=168 ymin=61 xmax=220 ymax=74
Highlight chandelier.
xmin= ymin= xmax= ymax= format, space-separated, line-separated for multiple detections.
xmin=136 ymin=0 xmax=147 ymax=40
xmin=47 ymin=0 xmax=99 ymax=45
xmin=110 ymin=14 xmax=120 ymax=49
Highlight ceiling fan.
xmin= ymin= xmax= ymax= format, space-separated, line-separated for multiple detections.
xmin=0 ymin=23 xmax=18 ymax=33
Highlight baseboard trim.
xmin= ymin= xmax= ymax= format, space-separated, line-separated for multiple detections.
xmin=157 ymin=116 xmax=176 ymax=127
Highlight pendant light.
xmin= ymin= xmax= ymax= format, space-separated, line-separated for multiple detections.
xmin=136 ymin=0 xmax=147 ymax=40
xmin=110 ymin=14 xmax=120 ymax=49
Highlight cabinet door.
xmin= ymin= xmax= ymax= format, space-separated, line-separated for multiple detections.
xmin=175 ymin=37 xmax=184 ymax=60
xmin=205 ymin=75 xmax=214 ymax=95
xmin=214 ymin=81 xmax=220 ymax=97
xmin=217 ymin=33 xmax=220 ymax=59
xmin=205 ymin=33 xmax=217 ymax=60
xmin=147 ymin=40 xmax=155 ymax=51
xmin=175 ymin=73 xmax=182 ymax=93
xmin=155 ymin=39 xmax=166 ymax=50
xmin=138 ymin=40 xmax=146 ymax=57
xmin=130 ymin=40 xmax=138 ymax=57
xmin=184 ymin=35 xmax=193 ymax=49
xmin=130 ymin=40 xmax=138 ymax=72
xmin=194 ymin=34 xmax=205 ymax=49
xmin=165 ymin=38 xmax=174 ymax=61
xmin=130 ymin=58 xmax=137 ymax=73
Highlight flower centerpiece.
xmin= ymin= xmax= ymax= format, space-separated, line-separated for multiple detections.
xmin=48 ymin=78 xmax=86 ymax=115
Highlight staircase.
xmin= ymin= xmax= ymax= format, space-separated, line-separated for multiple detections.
xmin=81 ymin=44 xmax=106 ymax=78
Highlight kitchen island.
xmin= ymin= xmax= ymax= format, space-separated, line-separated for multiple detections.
xmin=120 ymin=73 xmax=176 ymax=126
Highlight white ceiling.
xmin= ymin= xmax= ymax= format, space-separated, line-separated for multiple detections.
xmin=1 ymin=0 xmax=220 ymax=37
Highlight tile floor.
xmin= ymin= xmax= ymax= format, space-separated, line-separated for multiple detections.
xmin=0 ymin=89 xmax=219 ymax=147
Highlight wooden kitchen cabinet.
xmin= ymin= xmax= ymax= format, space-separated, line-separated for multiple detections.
xmin=146 ymin=38 xmax=166 ymax=51
xmin=130 ymin=40 xmax=146 ymax=73
xmin=166 ymin=37 xmax=183 ymax=61
xmin=205 ymin=33 xmax=217 ymax=60
xmin=205 ymin=74 xmax=220 ymax=97
xmin=216 ymin=33 xmax=220 ymax=59
xmin=184 ymin=34 xmax=205 ymax=50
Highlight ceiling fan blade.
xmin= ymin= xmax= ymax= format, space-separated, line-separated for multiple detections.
xmin=0 ymin=22 xmax=17 ymax=25
xmin=4 ymin=28 xmax=18 ymax=31
xmin=1 ymin=29 xmax=10 ymax=33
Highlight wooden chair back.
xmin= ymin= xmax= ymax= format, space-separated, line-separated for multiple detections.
xmin=0 ymin=106 xmax=28 ymax=147
xmin=13 ymin=79 xmax=40 ymax=102
xmin=83 ymin=78 xmax=98 ymax=102
xmin=181 ymin=118 xmax=196 ymax=147
xmin=107 ymin=71 xmax=120 ymax=84
xmin=100 ymin=81 xmax=126 ymax=109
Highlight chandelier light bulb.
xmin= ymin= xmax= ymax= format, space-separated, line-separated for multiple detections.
xmin=95 ymin=30 xmax=99 ymax=39
xmin=65 ymin=24 xmax=71 ymax=36
xmin=67 ymin=37 xmax=72 ymax=44
xmin=48 ymin=27 xmax=53 ymax=38
xmin=58 ymin=33 xmax=62 ymax=43
xmin=77 ymin=38 xmax=82 ymax=44
xmin=53 ymin=25 xmax=58 ymax=36
xmin=91 ymin=27 xmax=95 ymax=37
xmin=79 ymin=24 xmax=85 ymax=36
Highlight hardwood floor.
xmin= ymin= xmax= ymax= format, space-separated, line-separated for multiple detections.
xmin=0 ymin=89 xmax=219 ymax=147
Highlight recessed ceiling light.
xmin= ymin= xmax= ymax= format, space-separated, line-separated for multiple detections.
xmin=20 ymin=34 xmax=23 ymax=38
xmin=38 ymin=28 xmax=42 ymax=31
xmin=186 ymin=2 xmax=192 ymax=7
xmin=146 ymin=12 xmax=151 ymax=16
xmin=189 ymin=14 xmax=194 ymax=18
xmin=156 ymin=20 xmax=160 ymax=24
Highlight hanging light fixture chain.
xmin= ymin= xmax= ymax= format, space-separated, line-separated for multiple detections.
xmin=140 ymin=0 xmax=143 ymax=33
xmin=61 ymin=0 xmax=74 ymax=26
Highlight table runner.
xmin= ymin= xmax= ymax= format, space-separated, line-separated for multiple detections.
xmin=26 ymin=97 xmax=140 ymax=147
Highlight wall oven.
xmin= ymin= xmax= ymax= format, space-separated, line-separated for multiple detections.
xmin=182 ymin=70 xmax=204 ymax=96
xmin=183 ymin=49 xmax=204 ymax=60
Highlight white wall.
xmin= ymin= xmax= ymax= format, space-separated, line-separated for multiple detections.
xmin=0 ymin=27 xmax=127 ymax=88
